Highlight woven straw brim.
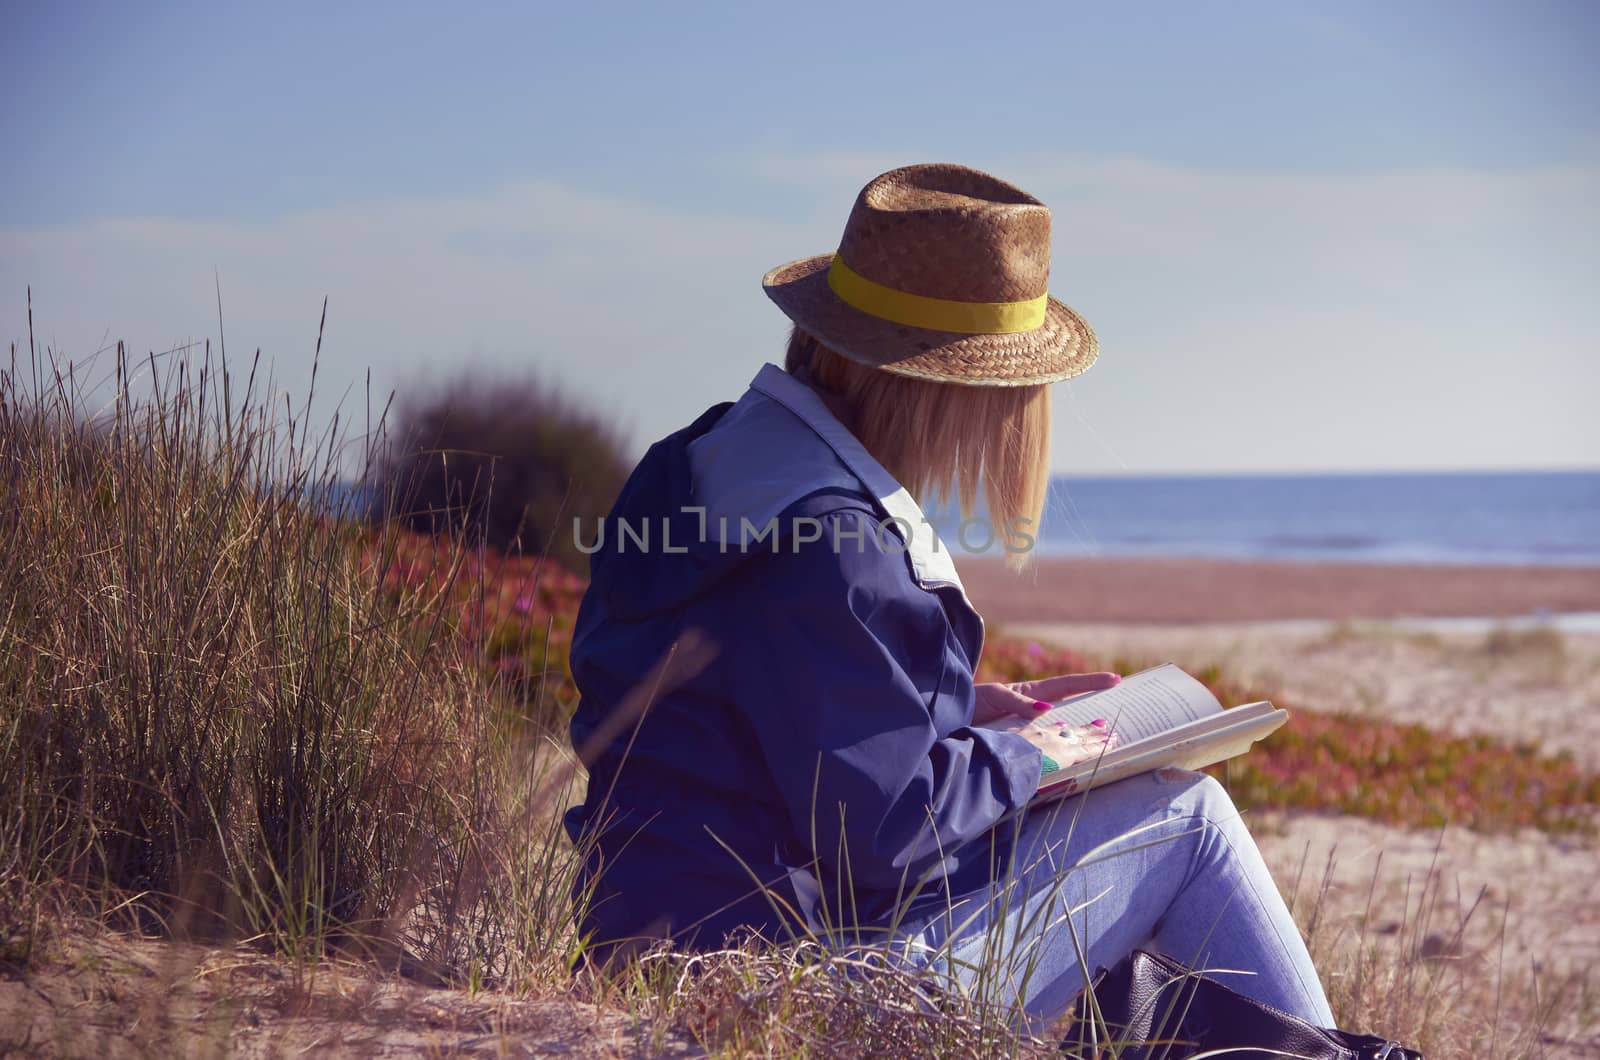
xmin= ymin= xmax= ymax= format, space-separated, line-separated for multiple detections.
xmin=762 ymin=253 xmax=1098 ymax=387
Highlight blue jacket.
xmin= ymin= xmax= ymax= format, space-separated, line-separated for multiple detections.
xmin=564 ymin=363 xmax=1043 ymax=955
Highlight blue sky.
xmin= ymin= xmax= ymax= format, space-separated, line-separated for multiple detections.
xmin=4 ymin=0 xmax=1597 ymax=472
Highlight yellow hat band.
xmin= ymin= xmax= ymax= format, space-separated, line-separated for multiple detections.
xmin=826 ymin=256 xmax=1049 ymax=335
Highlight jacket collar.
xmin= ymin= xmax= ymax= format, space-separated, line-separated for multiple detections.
xmin=748 ymin=363 xmax=969 ymax=598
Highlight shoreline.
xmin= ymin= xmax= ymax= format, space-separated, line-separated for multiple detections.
xmin=960 ymin=555 xmax=1600 ymax=625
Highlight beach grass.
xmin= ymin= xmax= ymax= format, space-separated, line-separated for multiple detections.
xmin=2 ymin=336 xmax=1595 ymax=1056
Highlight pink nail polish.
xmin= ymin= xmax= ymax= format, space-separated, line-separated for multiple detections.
xmin=1090 ymin=719 xmax=1107 ymax=728
xmin=1033 ymin=701 xmax=1052 ymax=712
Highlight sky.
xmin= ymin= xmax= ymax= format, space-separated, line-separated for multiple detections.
xmin=3 ymin=0 xmax=1597 ymax=474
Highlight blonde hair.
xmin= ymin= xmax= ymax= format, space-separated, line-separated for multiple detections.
xmin=785 ymin=326 xmax=1050 ymax=568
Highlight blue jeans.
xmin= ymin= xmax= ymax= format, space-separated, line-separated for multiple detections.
xmin=895 ymin=769 xmax=1335 ymax=1031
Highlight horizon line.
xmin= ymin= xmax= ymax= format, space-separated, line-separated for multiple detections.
xmin=1047 ymin=465 xmax=1600 ymax=480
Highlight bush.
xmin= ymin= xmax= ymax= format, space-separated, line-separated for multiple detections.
xmin=372 ymin=374 xmax=630 ymax=572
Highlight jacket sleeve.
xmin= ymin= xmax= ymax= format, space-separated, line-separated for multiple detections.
xmin=719 ymin=506 xmax=1043 ymax=892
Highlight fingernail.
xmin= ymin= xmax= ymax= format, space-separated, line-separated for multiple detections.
xmin=1033 ymin=701 xmax=1052 ymax=712
xmin=1090 ymin=719 xmax=1107 ymax=728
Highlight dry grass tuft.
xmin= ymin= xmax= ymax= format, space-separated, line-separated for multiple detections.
xmin=0 ymin=333 xmax=587 ymax=990
xmin=615 ymin=940 xmax=1053 ymax=1058
xmin=1481 ymin=625 xmax=1566 ymax=659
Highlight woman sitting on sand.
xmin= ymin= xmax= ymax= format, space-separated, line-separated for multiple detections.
xmin=563 ymin=164 xmax=1336 ymax=1030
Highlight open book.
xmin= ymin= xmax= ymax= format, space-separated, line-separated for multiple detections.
xmin=979 ymin=664 xmax=1288 ymax=804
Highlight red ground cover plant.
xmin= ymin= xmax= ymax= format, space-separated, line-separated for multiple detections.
xmin=358 ymin=526 xmax=586 ymax=717
xmin=371 ymin=529 xmax=1600 ymax=834
xmin=979 ymin=637 xmax=1600 ymax=834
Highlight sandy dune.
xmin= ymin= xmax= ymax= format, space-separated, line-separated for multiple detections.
xmin=961 ymin=555 xmax=1600 ymax=625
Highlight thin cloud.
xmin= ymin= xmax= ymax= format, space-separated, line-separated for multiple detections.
xmin=3 ymin=158 xmax=1596 ymax=472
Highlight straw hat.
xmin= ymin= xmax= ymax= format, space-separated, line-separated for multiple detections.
xmin=762 ymin=163 xmax=1097 ymax=387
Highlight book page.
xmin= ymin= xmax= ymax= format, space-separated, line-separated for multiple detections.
xmin=1031 ymin=664 xmax=1223 ymax=744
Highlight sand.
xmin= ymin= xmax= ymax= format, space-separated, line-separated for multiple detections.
xmin=1250 ymin=811 xmax=1599 ymax=980
xmin=960 ymin=556 xmax=1600 ymax=625
xmin=0 ymin=932 xmax=700 ymax=1058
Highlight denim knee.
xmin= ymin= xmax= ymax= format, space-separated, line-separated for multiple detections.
xmin=1154 ymin=769 xmax=1239 ymax=826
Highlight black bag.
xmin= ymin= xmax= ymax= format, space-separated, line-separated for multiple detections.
xmin=1063 ymin=948 xmax=1422 ymax=1059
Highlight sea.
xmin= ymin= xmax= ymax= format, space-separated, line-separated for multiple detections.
xmin=338 ymin=469 xmax=1599 ymax=568
xmin=1023 ymin=470 xmax=1600 ymax=567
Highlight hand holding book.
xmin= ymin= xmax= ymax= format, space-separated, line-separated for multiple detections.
xmin=971 ymin=671 xmax=1123 ymax=726
xmin=1014 ymin=718 xmax=1123 ymax=775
